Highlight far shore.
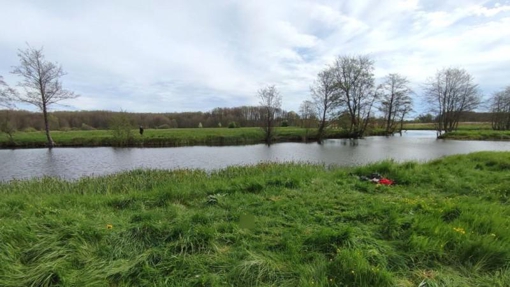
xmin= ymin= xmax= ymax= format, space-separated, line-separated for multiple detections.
xmin=1 ymin=124 xmax=509 ymax=149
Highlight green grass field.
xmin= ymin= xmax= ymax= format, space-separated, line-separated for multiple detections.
xmin=1 ymin=152 xmax=509 ymax=286
xmin=0 ymin=127 xmax=385 ymax=148
xmin=403 ymin=122 xmax=493 ymax=131
xmin=2 ymin=122 xmax=507 ymax=149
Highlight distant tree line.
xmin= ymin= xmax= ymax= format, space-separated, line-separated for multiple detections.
xmin=0 ymin=106 xmax=299 ymax=132
xmin=0 ymin=108 xmax=498 ymax=134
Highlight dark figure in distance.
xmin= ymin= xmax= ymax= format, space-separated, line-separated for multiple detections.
xmin=139 ymin=126 xmax=144 ymax=136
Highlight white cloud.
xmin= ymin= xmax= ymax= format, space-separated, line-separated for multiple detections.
xmin=0 ymin=0 xmax=508 ymax=114
xmin=470 ymin=3 xmax=510 ymax=16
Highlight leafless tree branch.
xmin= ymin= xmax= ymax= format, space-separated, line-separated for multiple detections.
xmin=10 ymin=44 xmax=79 ymax=147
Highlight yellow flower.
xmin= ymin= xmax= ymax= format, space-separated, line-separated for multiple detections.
xmin=106 ymin=224 xmax=113 ymax=229
xmin=453 ymin=227 xmax=466 ymax=234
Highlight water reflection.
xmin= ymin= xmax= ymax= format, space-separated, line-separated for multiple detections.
xmin=0 ymin=131 xmax=508 ymax=181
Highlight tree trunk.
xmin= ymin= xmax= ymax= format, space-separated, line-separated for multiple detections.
xmin=385 ymin=98 xmax=394 ymax=135
xmin=317 ymin=110 xmax=327 ymax=144
xmin=42 ymin=104 xmax=54 ymax=148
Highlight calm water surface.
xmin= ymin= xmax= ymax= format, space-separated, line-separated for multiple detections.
xmin=1 ymin=130 xmax=509 ymax=181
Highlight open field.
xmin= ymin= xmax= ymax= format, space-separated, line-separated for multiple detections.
xmin=2 ymin=124 xmax=509 ymax=149
xmin=402 ymin=122 xmax=493 ymax=131
xmin=1 ymin=152 xmax=509 ymax=286
xmin=0 ymin=127 xmax=386 ymax=148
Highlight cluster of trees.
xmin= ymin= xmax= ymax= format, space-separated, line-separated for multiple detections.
xmin=302 ymin=55 xmax=510 ymax=141
xmin=305 ymin=55 xmax=413 ymax=142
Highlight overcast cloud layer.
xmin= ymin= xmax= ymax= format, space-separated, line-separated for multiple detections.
xmin=0 ymin=0 xmax=509 ymax=114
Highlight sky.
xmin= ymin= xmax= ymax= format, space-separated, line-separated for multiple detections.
xmin=0 ymin=0 xmax=509 ymax=116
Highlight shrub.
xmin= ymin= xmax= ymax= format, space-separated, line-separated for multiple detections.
xmin=109 ymin=111 xmax=135 ymax=146
xmin=228 ymin=122 xmax=238 ymax=128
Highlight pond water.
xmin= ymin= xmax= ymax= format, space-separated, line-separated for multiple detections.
xmin=0 ymin=130 xmax=509 ymax=181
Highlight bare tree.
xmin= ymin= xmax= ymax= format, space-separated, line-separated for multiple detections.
xmin=311 ymin=67 xmax=338 ymax=143
xmin=258 ymin=85 xmax=282 ymax=145
xmin=490 ymin=86 xmax=510 ymax=130
xmin=423 ymin=68 xmax=480 ymax=136
xmin=299 ymin=100 xmax=316 ymax=141
xmin=379 ymin=73 xmax=413 ymax=135
xmin=11 ymin=45 xmax=78 ymax=148
xmin=331 ymin=55 xmax=377 ymax=138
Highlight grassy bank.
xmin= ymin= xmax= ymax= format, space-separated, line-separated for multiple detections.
xmin=402 ymin=123 xmax=510 ymax=140
xmin=1 ymin=152 xmax=509 ymax=286
xmin=438 ymin=130 xmax=510 ymax=141
xmin=0 ymin=127 xmax=386 ymax=149
xmin=403 ymin=122 xmax=492 ymax=131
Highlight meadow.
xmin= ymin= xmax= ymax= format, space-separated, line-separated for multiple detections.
xmin=402 ymin=122 xmax=493 ymax=131
xmin=1 ymin=151 xmax=509 ymax=286
xmin=2 ymin=122 xmax=508 ymax=148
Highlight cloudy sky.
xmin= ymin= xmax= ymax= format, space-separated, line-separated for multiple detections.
xmin=0 ymin=0 xmax=509 ymax=115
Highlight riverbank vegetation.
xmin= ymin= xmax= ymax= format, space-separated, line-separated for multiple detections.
xmin=1 ymin=151 xmax=509 ymax=286
xmin=0 ymin=127 xmax=388 ymax=148
xmin=438 ymin=130 xmax=510 ymax=140
xmin=3 ymin=120 xmax=506 ymax=149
